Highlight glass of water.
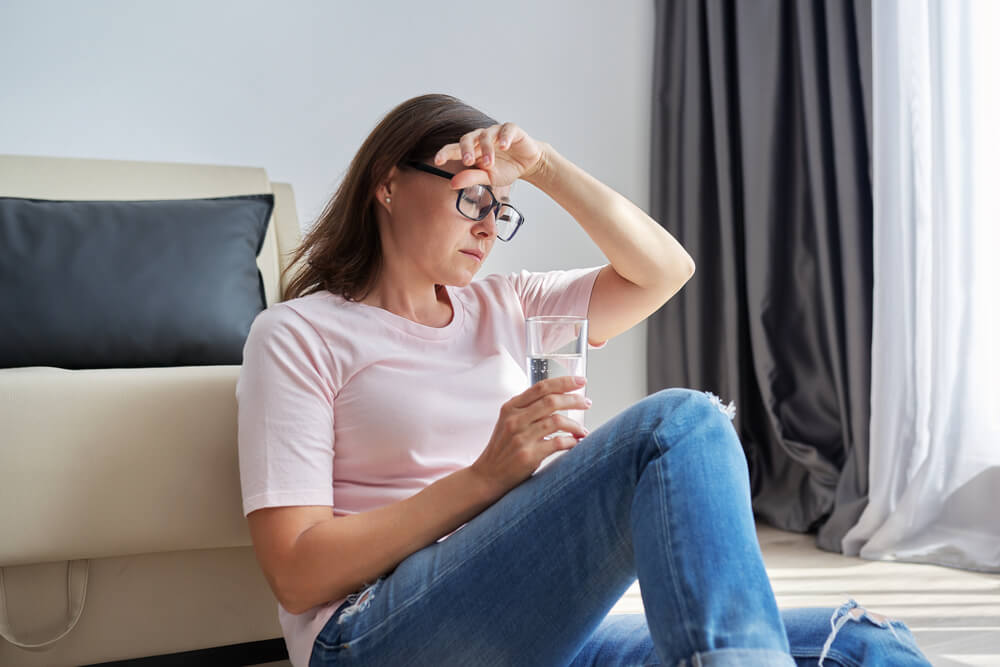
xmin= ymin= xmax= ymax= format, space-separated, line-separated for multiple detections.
xmin=526 ymin=316 xmax=588 ymax=434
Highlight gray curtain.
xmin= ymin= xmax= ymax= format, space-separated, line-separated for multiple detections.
xmin=647 ymin=0 xmax=873 ymax=552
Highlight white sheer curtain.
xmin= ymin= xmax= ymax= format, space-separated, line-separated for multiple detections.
xmin=841 ymin=0 xmax=1000 ymax=572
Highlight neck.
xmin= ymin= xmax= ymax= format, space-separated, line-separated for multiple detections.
xmin=363 ymin=267 xmax=452 ymax=327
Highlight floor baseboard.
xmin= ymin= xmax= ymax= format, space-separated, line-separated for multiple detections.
xmin=81 ymin=638 xmax=288 ymax=667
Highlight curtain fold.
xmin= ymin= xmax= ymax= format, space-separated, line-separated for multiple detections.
xmin=648 ymin=0 xmax=873 ymax=549
xmin=841 ymin=0 xmax=1000 ymax=572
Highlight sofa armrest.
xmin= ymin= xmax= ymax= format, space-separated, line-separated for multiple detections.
xmin=271 ymin=181 xmax=303 ymax=300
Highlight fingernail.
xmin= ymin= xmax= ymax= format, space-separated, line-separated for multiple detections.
xmin=464 ymin=152 xmax=473 ymax=163
xmin=483 ymin=155 xmax=491 ymax=165
xmin=575 ymin=376 xmax=586 ymax=386
xmin=584 ymin=398 xmax=593 ymax=407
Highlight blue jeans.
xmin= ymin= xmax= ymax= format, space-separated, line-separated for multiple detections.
xmin=309 ymin=389 xmax=930 ymax=666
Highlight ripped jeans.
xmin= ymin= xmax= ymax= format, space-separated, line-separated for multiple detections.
xmin=309 ymin=389 xmax=931 ymax=666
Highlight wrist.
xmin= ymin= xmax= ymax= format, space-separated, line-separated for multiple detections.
xmin=523 ymin=141 xmax=558 ymax=189
xmin=462 ymin=464 xmax=507 ymax=507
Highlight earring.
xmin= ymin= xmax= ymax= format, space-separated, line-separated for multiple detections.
xmin=385 ymin=196 xmax=391 ymax=203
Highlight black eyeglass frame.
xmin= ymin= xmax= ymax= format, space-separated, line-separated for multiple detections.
xmin=402 ymin=160 xmax=525 ymax=242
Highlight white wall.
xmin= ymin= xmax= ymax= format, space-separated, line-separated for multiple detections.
xmin=0 ymin=0 xmax=656 ymax=428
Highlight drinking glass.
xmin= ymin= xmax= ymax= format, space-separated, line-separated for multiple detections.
xmin=525 ymin=316 xmax=588 ymax=435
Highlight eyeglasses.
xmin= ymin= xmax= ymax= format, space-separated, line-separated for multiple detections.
xmin=403 ymin=160 xmax=525 ymax=242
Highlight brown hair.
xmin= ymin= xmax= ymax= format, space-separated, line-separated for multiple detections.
xmin=281 ymin=94 xmax=498 ymax=302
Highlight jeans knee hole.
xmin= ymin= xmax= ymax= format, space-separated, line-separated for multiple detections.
xmin=702 ymin=391 xmax=736 ymax=420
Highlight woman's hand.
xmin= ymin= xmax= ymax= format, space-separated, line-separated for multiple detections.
xmin=469 ymin=375 xmax=591 ymax=498
xmin=433 ymin=122 xmax=547 ymax=190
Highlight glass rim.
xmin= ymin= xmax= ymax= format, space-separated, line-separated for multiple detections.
xmin=525 ymin=316 xmax=588 ymax=324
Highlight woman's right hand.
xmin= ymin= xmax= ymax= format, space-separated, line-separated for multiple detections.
xmin=469 ymin=376 xmax=591 ymax=498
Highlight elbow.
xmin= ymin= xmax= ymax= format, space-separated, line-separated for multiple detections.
xmin=652 ymin=255 xmax=695 ymax=306
xmin=275 ymin=576 xmax=311 ymax=615
xmin=274 ymin=564 xmax=350 ymax=616
xmin=660 ymin=248 xmax=695 ymax=284
xmin=679 ymin=246 xmax=695 ymax=277
xmin=274 ymin=561 xmax=335 ymax=615
xmin=265 ymin=568 xmax=301 ymax=614
xmin=281 ymin=598 xmax=310 ymax=616
xmin=668 ymin=253 xmax=696 ymax=286
xmin=262 ymin=556 xmax=314 ymax=615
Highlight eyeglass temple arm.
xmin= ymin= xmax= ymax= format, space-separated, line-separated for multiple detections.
xmin=404 ymin=160 xmax=455 ymax=180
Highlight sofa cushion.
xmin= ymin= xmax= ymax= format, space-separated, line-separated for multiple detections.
xmin=0 ymin=194 xmax=273 ymax=369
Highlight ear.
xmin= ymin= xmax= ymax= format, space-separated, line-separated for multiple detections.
xmin=376 ymin=166 xmax=400 ymax=213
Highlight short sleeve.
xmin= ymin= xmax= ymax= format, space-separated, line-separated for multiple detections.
xmin=236 ymin=305 xmax=337 ymax=516
xmin=507 ymin=264 xmax=608 ymax=348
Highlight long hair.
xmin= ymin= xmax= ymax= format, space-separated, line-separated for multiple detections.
xmin=281 ymin=94 xmax=498 ymax=302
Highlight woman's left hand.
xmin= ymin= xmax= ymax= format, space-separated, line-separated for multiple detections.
xmin=433 ymin=122 xmax=546 ymax=190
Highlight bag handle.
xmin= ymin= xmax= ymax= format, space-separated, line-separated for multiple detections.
xmin=0 ymin=560 xmax=89 ymax=650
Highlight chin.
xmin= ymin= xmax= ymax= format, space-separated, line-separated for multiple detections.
xmin=447 ymin=269 xmax=479 ymax=287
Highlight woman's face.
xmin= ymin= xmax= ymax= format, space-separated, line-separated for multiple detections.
xmin=380 ymin=159 xmax=513 ymax=288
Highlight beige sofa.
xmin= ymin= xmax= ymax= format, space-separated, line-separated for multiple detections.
xmin=0 ymin=154 xmax=300 ymax=665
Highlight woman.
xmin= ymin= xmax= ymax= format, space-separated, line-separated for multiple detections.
xmin=237 ymin=94 xmax=930 ymax=666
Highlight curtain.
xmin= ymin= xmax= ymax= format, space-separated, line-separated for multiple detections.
xmin=840 ymin=0 xmax=1000 ymax=572
xmin=647 ymin=0 xmax=874 ymax=550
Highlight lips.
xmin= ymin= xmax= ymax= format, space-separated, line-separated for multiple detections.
xmin=460 ymin=249 xmax=484 ymax=261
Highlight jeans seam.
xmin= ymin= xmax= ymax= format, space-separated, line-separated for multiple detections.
xmin=608 ymin=424 xmax=653 ymax=546
xmin=651 ymin=423 xmax=700 ymax=658
xmin=340 ymin=424 xmax=651 ymax=647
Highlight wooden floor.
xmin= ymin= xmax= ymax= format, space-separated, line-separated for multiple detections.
xmin=609 ymin=523 xmax=1000 ymax=666
xmin=261 ymin=522 xmax=1000 ymax=666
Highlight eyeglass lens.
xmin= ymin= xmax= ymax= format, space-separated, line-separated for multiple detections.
xmin=458 ymin=185 xmax=522 ymax=239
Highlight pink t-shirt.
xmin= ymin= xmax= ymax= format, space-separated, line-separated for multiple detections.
xmin=236 ymin=265 xmax=605 ymax=667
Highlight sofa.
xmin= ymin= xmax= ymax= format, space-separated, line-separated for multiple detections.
xmin=0 ymin=154 xmax=301 ymax=665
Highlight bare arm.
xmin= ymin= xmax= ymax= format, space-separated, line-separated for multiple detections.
xmin=248 ymin=376 xmax=589 ymax=615
xmin=249 ymin=466 xmax=499 ymax=614
xmin=524 ymin=143 xmax=696 ymax=345
xmin=444 ymin=127 xmax=695 ymax=347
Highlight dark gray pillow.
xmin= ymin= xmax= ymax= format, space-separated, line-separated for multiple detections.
xmin=0 ymin=194 xmax=274 ymax=369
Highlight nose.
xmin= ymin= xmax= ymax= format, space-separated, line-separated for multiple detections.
xmin=471 ymin=209 xmax=497 ymax=239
